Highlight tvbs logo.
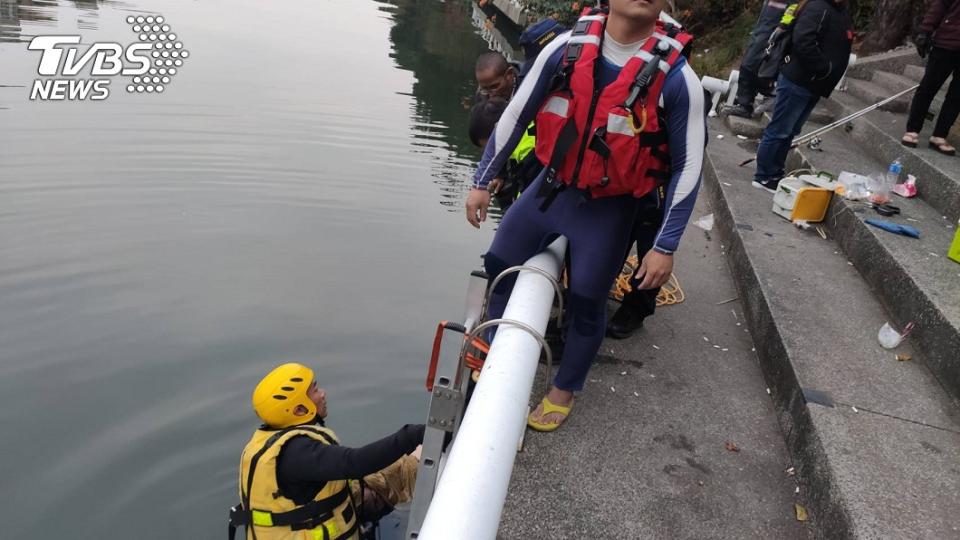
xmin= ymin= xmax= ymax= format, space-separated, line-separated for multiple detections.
xmin=28 ymin=15 xmax=188 ymax=101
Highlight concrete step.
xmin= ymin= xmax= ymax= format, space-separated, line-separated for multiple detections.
xmin=703 ymin=118 xmax=960 ymax=538
xmin=870 ymin=70 xmax=916 ymax=95
xmin=847 ymin=47 xmax=920 ymax=82
xmin=872 ymin=69 xmax=947 ymax=119
xmin=789 ymin=120 xmax=960 ymax=403
xmin=844 ymin=77 xmax=910 ymax=113
xmin=723 ymin=101 xmax=835 ymax=141
xmin=724 ymin=114 xmax=765 ymax=139
xmin=825 ymin=91 xmax=960 ymax=222
xmin=903 ymin=63 xmax=926 ymax=82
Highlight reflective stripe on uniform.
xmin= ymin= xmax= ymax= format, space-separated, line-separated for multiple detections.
xmin=607 ymin=114 xmax=635 ymax=137
xmin=568 ymin=34 xmax=601 ymax=47
xmin=542 ymin=96 xmax=570 ymax=117
xmin=635 ymin=50 xmax=670 ymax=74
xmin=652 ymin=33 xmax=684 ymax=52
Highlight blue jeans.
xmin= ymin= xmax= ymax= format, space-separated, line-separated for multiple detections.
xmin=755 ymin=75 xmax=820 ymax=183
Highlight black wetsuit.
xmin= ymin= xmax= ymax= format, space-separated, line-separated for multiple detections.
xmin=275 ymin=421 xmax=425 ymax=505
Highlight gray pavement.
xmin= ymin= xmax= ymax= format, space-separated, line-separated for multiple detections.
xmin=498 ymin=194 xmax=810 ymax=539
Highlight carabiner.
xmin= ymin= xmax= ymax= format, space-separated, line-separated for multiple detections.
xmin=628 ymin=107 xmax=648 ymax=135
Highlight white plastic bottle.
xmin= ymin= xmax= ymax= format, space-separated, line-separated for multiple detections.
xmin=888 ymin=158 xmax=903 ymax=185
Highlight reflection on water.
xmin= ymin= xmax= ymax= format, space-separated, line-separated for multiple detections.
xmin=0 ymin=0 xmax=110 ymax=42
xmin=0 ymin=0 xmax=501 ymax=537
xmin=380 ymin=0 xmax=492 ymax=209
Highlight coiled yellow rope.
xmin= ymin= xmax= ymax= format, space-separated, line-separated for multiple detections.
xmin=609 ymin=255 xmax=685 ymax=306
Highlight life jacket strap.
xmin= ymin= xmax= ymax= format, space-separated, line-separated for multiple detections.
xmin=537 ymin=179 xmax=567 ymax=212
xmin=649 ymin=146 xmax=671 ymax=163
xmin=623 ymin=40 xmax=673 ymax=110
xmin=544 ymin=117 xmax=580 ymax=184
xmin=646 ymin=169 xmax=672 ymax=183
xmin=638 ymin=130 xmax=668 ymax=147
xmin=229 ymin=490 xmax=358 ymax=537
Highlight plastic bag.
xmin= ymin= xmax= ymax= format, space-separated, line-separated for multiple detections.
xmin=867 ymin=172 xmax=894 ymax=204
xmin=892 ymin=174 xmax=918 ymax=198
xmin=693 ymin=214 xmax=714 ymax=231
xmin=837 ymin=171 xmax=870 ymax=201
xmin=878 ymin=321 xmax=914 ymax=349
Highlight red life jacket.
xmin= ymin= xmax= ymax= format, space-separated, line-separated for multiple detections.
xmin=534 ymin=10 xmax=693 ymax=199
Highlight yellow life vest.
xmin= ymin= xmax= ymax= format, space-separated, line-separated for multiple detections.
xmin=232 ymin=424 xmax=359 ymax=540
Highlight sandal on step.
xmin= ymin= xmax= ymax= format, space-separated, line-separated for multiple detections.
xmin=527 ymin=397 xmax=573 ymax=432
xmin=900 ymin=132 xmax=919 ymax=148
xmin=929 ymin=138 xmax=956 ymax=156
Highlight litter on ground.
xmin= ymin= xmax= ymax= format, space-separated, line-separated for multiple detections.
xmin=694 ymin=213 xmax=715 ymax=231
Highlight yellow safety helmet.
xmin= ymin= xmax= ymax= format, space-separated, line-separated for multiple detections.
xmin=252 ymin=363 xmax=317 ymax=428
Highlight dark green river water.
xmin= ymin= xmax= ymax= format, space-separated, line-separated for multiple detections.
xmin=0 ymin=0 xmax=514 ymax=537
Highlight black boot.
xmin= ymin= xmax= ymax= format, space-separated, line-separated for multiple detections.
xmin=720 ymin=102 xmax=754 ymax=119
xmin=607 ymin=303 xmax=645 ymax=339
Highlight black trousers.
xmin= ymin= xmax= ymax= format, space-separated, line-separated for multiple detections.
xmin=906 ymin=47 xmax=960 ymax=138
xmin=735 ymin=0 xmax=789 ymax=107
xmin=620 ymin=203 xmax=665 ymax=318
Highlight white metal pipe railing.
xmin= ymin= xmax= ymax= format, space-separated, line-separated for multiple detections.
xmin=416 ymin=237 xmax=567 ymax=540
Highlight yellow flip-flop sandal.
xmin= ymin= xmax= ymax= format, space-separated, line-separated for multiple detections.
xmin=527 ymin=397 xmax=573 ymax=432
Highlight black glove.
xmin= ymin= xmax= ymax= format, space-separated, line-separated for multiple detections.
xmin=915 ymin=32 xmax=932 ymax=59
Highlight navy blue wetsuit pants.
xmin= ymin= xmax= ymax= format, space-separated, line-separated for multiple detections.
xmin=484 ymin=172 xmax=638 ymax=392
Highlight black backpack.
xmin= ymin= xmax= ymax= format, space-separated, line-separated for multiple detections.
xmin=757 ymin=0 xmax=809 ymax=84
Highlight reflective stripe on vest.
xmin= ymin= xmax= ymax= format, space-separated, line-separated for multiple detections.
xmin=533 ymin=10 xmax=692 ymax=199
xmin=237 ymin=425 xmax=359 ymax=540
xmin=510 ymin=123 xmax=537 ymax=163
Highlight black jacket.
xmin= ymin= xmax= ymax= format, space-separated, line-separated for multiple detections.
xmin=275 ymin=422 xmax=424 ymax=505
xmin=781 ymin=0 xmax=853 ymax=98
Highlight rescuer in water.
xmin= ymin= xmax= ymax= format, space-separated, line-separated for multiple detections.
xmin=229 ymin=363 xmax=424 ymax=540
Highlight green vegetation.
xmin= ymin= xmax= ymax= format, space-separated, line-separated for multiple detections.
xmin=518 ymin=0 xmax=584 ymax=25
xmin=687 ymin=7 xmax=760 ymax=78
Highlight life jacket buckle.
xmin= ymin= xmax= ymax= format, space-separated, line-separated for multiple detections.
xmin=564 ymin=43 xmax=583 ymax=65
xmin=572 ymin=19 xmax=592 ymax=35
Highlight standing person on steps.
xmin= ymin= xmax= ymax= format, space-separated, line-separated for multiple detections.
xmin=901 ymin=0 xmax=960 ymax=156
xmin=465 ymin=0 xmax=706 ymax=432
xmin=752 ymin=0 xmax=852 ymax=193
xmin=720 ymin=0 xmax=795 ymax=118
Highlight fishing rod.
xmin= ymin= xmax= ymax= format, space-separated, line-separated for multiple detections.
xmin=738 ymin=84 xmax=920 ymax=167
